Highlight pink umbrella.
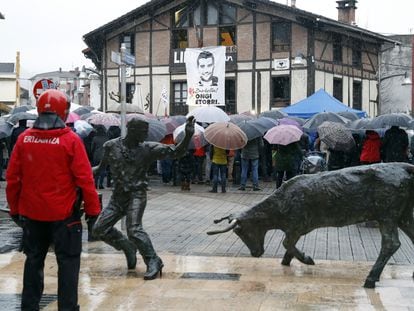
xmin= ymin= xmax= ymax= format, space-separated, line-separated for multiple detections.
xmin=66 ymin=112 xmax=81 ymax=124
xmin=263 ymin=124 xmax=303 ymax=145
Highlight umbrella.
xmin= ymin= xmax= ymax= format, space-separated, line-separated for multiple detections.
xmin=72 ymin=106 xmax=95 ymax=116
xmin=348 ymin=118 xmax=373 ymax=129
xmin=254 ymin=117 xmax=279 ymax=131
xmin=86 ymin=113 xmax=121 ymax=128
xmin=317 ymin=121 xmax=355 ymax=151
xmin=263 ymin=124 xmax=303 ymax=145
xmin=237 ymin=120 xmax=266 ymax=140
xmin=303 ymin=112 xmax=348 ymax=130
xmin=187 ymin=106 xmax=230 ymax=123
xmin=173 ymin=123 xmax=208 ymax=149
xmin=336 ymin=111 xmax=360 ymax=121
xmin=0 ymin=118 xmax=13 ymax=139
xmin=7 ymin=112 xmax=38 ymax=125
xmin=278 ymin=117 xmax=303 ymax=130
xmin=229 ymin=113 xmax=256 ymax=124
xmin=143 ymin=119 xmax=167 ymax=142
xmin=205 ymin=122 xmax=248 ymax=150
xmin=369 ymin=113 xmax=412 ymax=129
xmin=170 ymin=115 xmax=187 ymax=125
xmin=259 ymin=109 xmax=287 ymax=120
xmin=74 ymin=120 xmax=94 ymax=138
xmin=125 ymin=113 xmax=147 ymax=122
xmin=10 ymin=105 xmax=35 ymax=115
xmin=66 ymin=112 xmax=81 ymax=124
xmin=160 ymin=117 xmax=180 ymax=135
xmin=288 ymin=116 xmax=306 ymax=126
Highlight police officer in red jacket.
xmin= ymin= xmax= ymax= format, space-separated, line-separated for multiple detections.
xmin=6 ymin=89 xmax=101 ymax=311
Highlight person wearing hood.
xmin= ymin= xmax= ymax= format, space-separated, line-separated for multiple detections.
xmin=6 ymin=89 xmax=100 ymax=311
xmin=381 ymin=125 xmax=409 ymax=163
xmin=360 ymin=130 xmax=382 ymax=165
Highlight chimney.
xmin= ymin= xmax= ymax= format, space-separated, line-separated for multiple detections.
xmin=336 ymin=0 xmax=357 ymax=24
xmin=291 ymin=0 xmax=296 ymax=8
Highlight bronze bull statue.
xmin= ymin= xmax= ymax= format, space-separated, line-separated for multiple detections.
xmin=207 ymin=163 xmax=414 ymax=288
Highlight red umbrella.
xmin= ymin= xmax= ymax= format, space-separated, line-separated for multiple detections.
xmin=204 ymin=122 xmax=247 ymax=150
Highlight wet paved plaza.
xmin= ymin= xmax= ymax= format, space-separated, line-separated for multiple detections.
xmin=0 ymin=179 xmax=414 ymax=310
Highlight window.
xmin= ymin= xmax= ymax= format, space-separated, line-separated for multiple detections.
xmin=121 ymin=34 xmax=135 ymax=55
xmin=333 ymin=34 xmax=342 ymax=63
xmin=219 ymin=26 xmax=236 ymax=46
xmin=352 ymin=41 xmax=362 ymax=68
xmin=220 ymin=4 xmax=236 ymax=24
xmin=171 ymin=82 xmax=188 ymax=115
xmin=126 ymin=83 xmax=135 ymax=104
xmin=207 ymin=2 xmax=218 ymax=25
xmin=272 ymin=22 xmax=291 ymax=52
xmin=271 ymin=76 xmax=290 ymax=107
xmin=172 ymin=29 xmax=188 ymax=49
xmin=353 ymin=81 xmax=362 ymax=110
xmin=225 ymin=79 xmax=236 ymax=114
xmin=174 ymin=7 xmax=190 ymax=27
xmin=333 ymin=78 xmax=343 ymax=102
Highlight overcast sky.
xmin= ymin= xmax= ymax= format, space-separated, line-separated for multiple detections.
xmin=1 ymin=0 xmax=413 ymax=85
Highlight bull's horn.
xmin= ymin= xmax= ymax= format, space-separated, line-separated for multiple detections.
xmin=207 ymin=219 xmax=238 ymax=235
xmin=213 ymin=216 xmax=230 ymax=224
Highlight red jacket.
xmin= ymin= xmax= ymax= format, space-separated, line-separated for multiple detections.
xmin=359 ymin=131 xmax=381 ymax=163
xmin=6 ymin=127 xmax=101 ymax=221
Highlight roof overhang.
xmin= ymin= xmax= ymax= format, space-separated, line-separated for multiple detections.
xmin=82 ymin=0 xmax=398 ymax=69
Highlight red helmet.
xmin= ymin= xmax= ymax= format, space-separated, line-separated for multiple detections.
xmin=36 ymin=89 xmax=70 ymax=121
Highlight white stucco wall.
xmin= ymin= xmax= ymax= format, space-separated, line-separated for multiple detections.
xmin=237 ymin=72 xmax=252 ymax=113
xmin=0 ymin=79 xmax=16 ymax=102
xmin=259 ymin=71 xmax=270 ymax=112
xmin=291 ymin=69 xmax=307 ymax=104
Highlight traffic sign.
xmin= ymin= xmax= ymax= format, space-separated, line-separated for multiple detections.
xmin=123 ymin=52 xmax=136 ymax=66
xmin=33 ymin=79 xmax=56 ymax=99
xmin=111 ymin=51 xmax=122 ymax=65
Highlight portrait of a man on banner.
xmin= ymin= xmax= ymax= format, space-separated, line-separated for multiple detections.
xmin=184 ymin=46 xmax=225 ymax=106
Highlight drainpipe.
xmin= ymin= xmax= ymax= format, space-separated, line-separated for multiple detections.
xmin=412 ymin=36 xmax=414 ymax=116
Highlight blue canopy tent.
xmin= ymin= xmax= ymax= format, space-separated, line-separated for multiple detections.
xmin=281 ymin=89 xmax=367 ymax=119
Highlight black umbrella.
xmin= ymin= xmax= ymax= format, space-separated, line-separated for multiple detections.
xmin=369 ymin=113 xmax=412 ymax=129
xmin=229 ymin=113 xmax=256 ymax=124
xmin=10 ymin=105 xmax=35 ymax=115
xmin=348 ymin=118 xmax=373 ymax=129
xmin=336 ymin=111 xmax=360 ymax=121
xmin=303 ymin=112 xmax=348 ymax=130
xmin=317 ymin=121 xmax=355 ymax=151
xmin=254 ymin=117 xmax=279 ymax=131
xmin=0 ymin=118 xmax=13 ymax=139
xmin=259 ymin=109 xmax=287 ymax=120
xmin=237 ymin=120 xmax=266 ymax=140
xmin=145 ymin=119 xmax=167 ymax=142
xmin=73 ymin=106 xmax=95 ymax=116
xmin=170 ymin=115 xmax=187 ymax=125
xmin=7 ymin=112 xmax=37 ymax=125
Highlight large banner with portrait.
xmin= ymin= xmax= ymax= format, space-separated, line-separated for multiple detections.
xmin=184 ymin=46 xmax=226 ymax=106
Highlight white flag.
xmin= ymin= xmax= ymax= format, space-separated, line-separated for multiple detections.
xmin=160 ymin=85 xmax=169 ymax=108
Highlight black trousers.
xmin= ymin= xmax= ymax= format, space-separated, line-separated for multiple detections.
xmin=21 ymin=216 xmax=82 ymax=311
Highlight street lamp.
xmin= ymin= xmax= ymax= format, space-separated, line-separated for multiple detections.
xmin=380 ymin=71 xmax=412 ymax=85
